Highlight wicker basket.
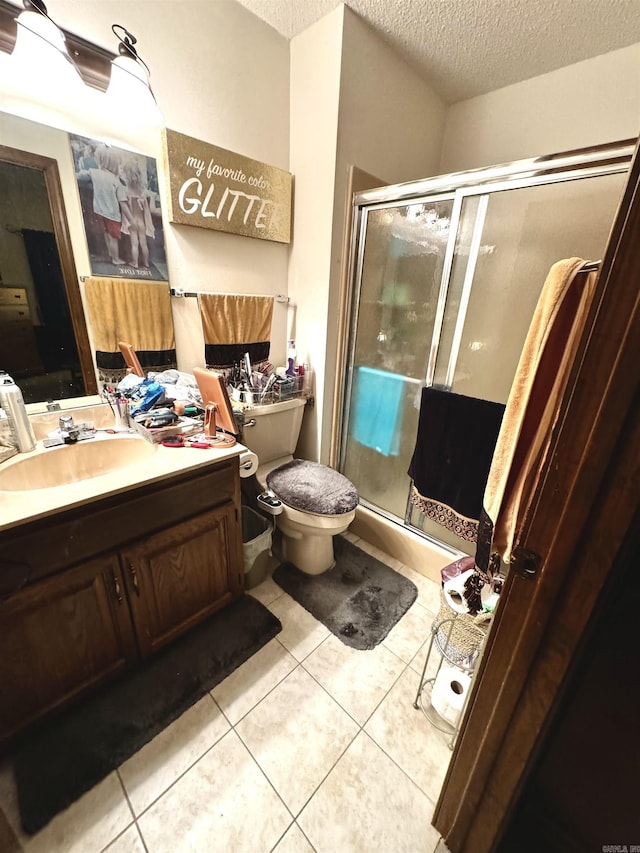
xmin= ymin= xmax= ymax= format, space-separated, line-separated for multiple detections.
xmin=433 ymin=592 xmax=491 ymax=668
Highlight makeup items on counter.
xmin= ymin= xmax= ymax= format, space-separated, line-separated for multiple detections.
xmin=224 ymin=351 xmax=313 ymax=405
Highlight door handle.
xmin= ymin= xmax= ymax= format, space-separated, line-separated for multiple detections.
xmin=113 ymin=573 xmax=123 ymax=603
xmin=129 ymin=563 xmax=140 ymax=596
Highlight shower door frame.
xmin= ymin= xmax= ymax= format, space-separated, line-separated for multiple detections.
xmin=338 ymin=139 xmax=635 ymax=548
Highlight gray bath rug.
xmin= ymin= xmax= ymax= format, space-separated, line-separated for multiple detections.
xmin=273 ymin=536 xmax=418 ymax=650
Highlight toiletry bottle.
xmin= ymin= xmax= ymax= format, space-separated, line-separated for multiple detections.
xmin=286 ymin=340 xmax=297 ymax=377
xmin=0 ymin=371 xmax=36 ymax=452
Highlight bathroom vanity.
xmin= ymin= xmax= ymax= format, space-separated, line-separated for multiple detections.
xmin=0 ymin=437 xmax=245 ymax=751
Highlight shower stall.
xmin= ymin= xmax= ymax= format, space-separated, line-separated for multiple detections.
xmin=338 ymin=140 xmax=634 ymax=554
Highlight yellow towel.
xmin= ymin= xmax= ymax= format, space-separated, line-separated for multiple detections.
xmin=84 ymin=277 xmax=175 ymax=352
xmin=484 ymin=258 xmax=598 ymax=562
xmin=198 ymin=293 xmax=273 ymax=345
xmin=198 ymin=293 xmax=274 ymax=368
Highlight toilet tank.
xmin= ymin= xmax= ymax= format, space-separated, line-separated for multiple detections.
xmin=241 ymin=397 xmax=306 ymax=464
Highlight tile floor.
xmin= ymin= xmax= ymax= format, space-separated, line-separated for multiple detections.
xmin=0 ymin=533 xmax=453 ymax=853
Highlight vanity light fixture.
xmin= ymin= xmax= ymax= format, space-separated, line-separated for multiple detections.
xmin=0 ymin=0 xmax=162 ymax=150
xmin=105 ymin=24 xmax=161 ymax=129
xmin=1 ymin=0 xmax=86 ymax=130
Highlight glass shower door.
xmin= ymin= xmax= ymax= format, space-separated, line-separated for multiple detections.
xmin=341 ymin=164 xmax=628 ymax=554
xmin=408 ymin=169 xmax=629 ymax=550
xmin=340 ymin=197 xmax=455 ymax=519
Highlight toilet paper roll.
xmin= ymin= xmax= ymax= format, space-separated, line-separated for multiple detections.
xmin=442 ymin=567 xmax=476 ymax=614
xmin=238 ymin=449 xmax=259 ymax=478
xmin=431 ymin=664 xmax=471 ymax=726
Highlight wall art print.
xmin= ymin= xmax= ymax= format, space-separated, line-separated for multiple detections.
xmin=162 ymin=128 xmax=292 ymax=244
xmin=70 ymin=134 xmax=168 ymax=280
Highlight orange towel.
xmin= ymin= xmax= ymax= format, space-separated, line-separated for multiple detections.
xmin=483 ymin=258 xmax=599 ymax=563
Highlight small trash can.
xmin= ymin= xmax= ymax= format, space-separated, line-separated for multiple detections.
xmin=242 ymin=506 xmax=273 ymax=589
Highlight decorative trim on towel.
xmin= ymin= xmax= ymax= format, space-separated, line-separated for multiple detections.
xmin=410 ymin=486 xmax=479 ymax=543
xmin=95 ymin=349 xmax=177 ymax=385
xmin=204 ymin=341 xmax=271 ymax=369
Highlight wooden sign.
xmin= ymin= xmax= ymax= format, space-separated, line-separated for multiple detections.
xmin=162 ymin=129 xmax=292 ymax=244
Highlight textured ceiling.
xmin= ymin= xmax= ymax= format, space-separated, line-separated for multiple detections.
xmin=235 ymin=0 xmax=640 ymax=103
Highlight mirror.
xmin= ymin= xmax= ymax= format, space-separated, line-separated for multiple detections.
xmin=0 ymin=108 xmax=174 ymax=411
xmin=0 ymin=141 xmax=97 ymax=404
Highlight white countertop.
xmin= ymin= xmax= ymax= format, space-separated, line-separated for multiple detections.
xmin=0 ymin=432 xmax=245 ymax=534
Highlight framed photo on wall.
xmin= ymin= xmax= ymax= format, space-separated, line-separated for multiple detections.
xmin=70 ymin=134 xmax=168 ymax=281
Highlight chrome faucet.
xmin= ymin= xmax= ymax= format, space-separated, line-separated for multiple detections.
xmin=59 ymin=415 xmax=80 ymax=443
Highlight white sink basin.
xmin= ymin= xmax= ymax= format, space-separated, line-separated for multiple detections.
xmin=0 ymin=436 xmax=157 ymax=491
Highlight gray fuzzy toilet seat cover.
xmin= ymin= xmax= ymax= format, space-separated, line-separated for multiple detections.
xmin=266 ymin=459 xmax=358 ymax=515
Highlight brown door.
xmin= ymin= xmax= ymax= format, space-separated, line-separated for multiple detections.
xmin=121 ymin=506 xmax=243 ymax=657
xmin=434 ymin=140 xmax=640 ymax=851
xmin=0 ymin=553 xmax=136 ymax=749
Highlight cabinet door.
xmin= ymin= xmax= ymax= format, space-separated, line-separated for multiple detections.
xmin=0 ymin=554 xmax=137 ymax=748
xmin=121 ymin=505 xmax=243 ymax=657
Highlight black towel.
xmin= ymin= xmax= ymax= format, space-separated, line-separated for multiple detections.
xmin=408 ymin=387 xmax=505 ymax=525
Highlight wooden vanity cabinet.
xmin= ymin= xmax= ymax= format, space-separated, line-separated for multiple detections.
xmin=0 ymin=458 xmax=244 ymax=751
xmin=121 ymin=503 xmax=241 ymax=657
xmin=0 ymin=553 xmax=137 ymax=747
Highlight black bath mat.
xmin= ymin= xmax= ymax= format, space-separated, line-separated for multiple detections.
xmin=11 ymin=595 xmax=281 ymax=835
xmin=273 ymin=536 xmax=417 ymax=650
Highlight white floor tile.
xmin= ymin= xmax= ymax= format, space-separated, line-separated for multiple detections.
xmin=397 ymin=563 xmax=443 ymax=614
xmin=268 ymin=594 xmax=330 ymax=662
xmin=364 ymin=668 xmax=452 ymax=802
xmin=298 ymin=731 xmax=440 ymax=853
xmin=248 ymin=573 xmax=285 ymax=607
xmin=382 ymin=599 xmax=436 ymax=663
xmin=103 ymin=823 xmax=146 ymax=852
xmin=137 ymin=730 xmax=291 ymax=853
xmin=0 ymin=762 xmax=132 ymax=853
xmin=271 ymin=822 xmax=316 ymax=853
xmin=211 ymin=637 xmax=297 ymax=725
xmin=119 ymin=694 xmax=230 ymax=815
xmin=236 ymin=667 xmax=359 ymax=815
xmin=303 ymin=634 xmax=405 ymax=725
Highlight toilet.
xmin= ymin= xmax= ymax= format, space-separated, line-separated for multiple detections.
xmin=240 ymin=396 xmax=358 ymax=575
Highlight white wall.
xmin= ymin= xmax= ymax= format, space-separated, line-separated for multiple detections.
xmin=288 ymin=7 xmax=345 ymax=461
xmin=291 ymin=5 xmax=447 ymax=462
xmin=2 ymin=0 xmax=291 ymax=378
xmin=440 ymin=43 xmax=640 ymax=173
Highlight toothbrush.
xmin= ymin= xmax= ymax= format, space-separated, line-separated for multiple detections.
xmin=244 ymin=353 xmax=253 ymax=388
xmin=259 ymin=373 xmax=276 ymax=402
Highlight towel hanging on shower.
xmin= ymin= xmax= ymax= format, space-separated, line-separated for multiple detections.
xmin=408 ymin=387 xmax=505 ymax=543
xmin=198 ymin=293 xmax=274 ymax=368
xmin=84 ymin=277 xmax=176 ymax=383
xmin=466 ymin=257 xmax=599 ymax=613
xmin=350 ymin=366 xmax=406 ymax=456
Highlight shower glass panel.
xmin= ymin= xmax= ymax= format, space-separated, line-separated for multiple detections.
xmin=341 ymin=198 xmax=454 ymax=518
xmin=432 ymin=172 xmax=629 ymax=403
xmin=341 ymin=142 xmax=632 ymax=554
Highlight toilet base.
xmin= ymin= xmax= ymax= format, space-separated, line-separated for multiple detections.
xmin=282 ymin=532 xmax=336 ymax=575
